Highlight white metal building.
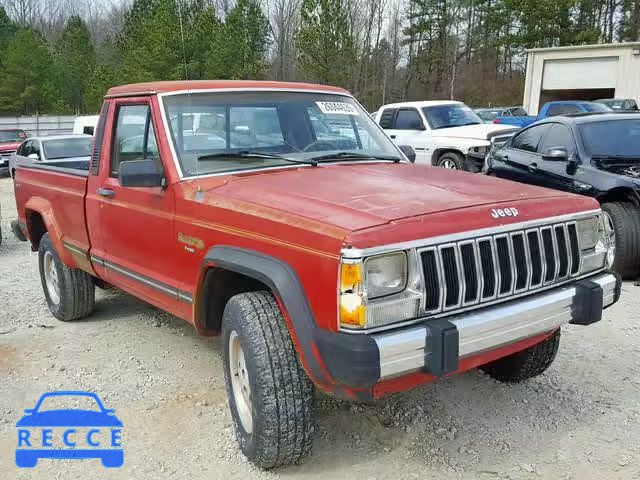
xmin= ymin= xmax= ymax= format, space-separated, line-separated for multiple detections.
xmin=523 ymin=42 xmax=640 ymax=114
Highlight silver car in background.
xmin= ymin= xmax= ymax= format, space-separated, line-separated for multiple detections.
xmin=10 ymin=134 xmax=93 ymax=178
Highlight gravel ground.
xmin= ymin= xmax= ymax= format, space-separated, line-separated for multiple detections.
xmin=0 ymin=176 xmax=639 ymax=479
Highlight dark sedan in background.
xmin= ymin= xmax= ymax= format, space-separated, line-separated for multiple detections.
xmin=485 ymin=112 xmax=640 ymax=279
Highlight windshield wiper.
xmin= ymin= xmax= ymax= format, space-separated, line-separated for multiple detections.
xmin=197 ymin=151 xmax=318 ymax=166
xmin=305 ymin=151 xmax=401 ymax=163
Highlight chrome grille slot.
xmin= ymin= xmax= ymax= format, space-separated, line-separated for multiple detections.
xmin=440 ymin=245 xmax=462 ymax=309
xmin=421 ymin=249 xmax=440 ymax=311
xmin=541 ymin=227 xmax=556 ymax=283
xmin=478 ymin=239 xmax=497 ymax=299
xmin=527 ymin=230 xmax=544 ymax=287
xmin=495 ymin=235 xmax=514 ymax=296
xmin=459 ymin=242 xmax=480 ymax=304
xmin=512 ymin=233 xmax=529 ymax=291
xmin=555 ymin=225 xmax=569 ymax=279
xmin=567 ymin=223 xmax=580 ymax=275
xmin=417 ymin=219 xmax=585 ymax=317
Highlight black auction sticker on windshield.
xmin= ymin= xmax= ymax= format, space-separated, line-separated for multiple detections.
xmin=315 ymin=102 xmax=359 ymax=115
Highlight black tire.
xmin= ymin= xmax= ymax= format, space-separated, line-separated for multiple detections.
xmin=480 ymin=330 xmax=560 ymax=383
xmin=601 ymin=201 xmax=640 ymax=279
xmin=435 ymin=151 xmax=467 ymax=170
xmin=222 ymin=291 xmax=315 ymax=469
xmin=38 ymin=233 xmax=95 ymax=321
xmin=11 ymin=220 xmax=27 ymax=242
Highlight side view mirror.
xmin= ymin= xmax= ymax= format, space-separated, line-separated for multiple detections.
xmin=542 ymin=146 xmax=569 ymax=162
xmin=83 ymin=126 xmax=95 ymax=135
xmin=399 ymin=145 xmax=416 ymax=163
xmin=24 ymin=409 xmax=34 ymax=414
xmin=119 ymin=159 xmax=164 ymax=188
xmin=27 ymin=153 xmax=39 ymax=160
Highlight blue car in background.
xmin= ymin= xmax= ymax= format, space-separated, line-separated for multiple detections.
xmin=493 ymin=100 xmax=612 ymax=127
xmin=15 ymin=391 xmax=123 ymax=468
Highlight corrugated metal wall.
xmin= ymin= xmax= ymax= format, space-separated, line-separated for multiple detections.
xmin=0 ymin=115 xmax=76 ymax=137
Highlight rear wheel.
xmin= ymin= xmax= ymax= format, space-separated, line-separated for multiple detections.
xmin=222 ymin=291 xmax=315 ymax=468
xmin=435 ymin=151 xmax=467 ymax=170
xmin=38 ymin=233 xmax=95 ymax=321
xmin=601 ymin=201 xmax=640 ymax=279
xmin=480 ymin=330 xmax=560 ymax=383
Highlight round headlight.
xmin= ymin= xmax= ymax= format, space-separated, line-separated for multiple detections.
xmin=364 ymin=252 xmax=407 ymax=298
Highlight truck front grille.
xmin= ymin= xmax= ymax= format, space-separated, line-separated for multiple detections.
xmin=420 ymin=221 xmax=581 ymax=313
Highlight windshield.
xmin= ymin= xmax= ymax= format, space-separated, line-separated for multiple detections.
xmin=582 ymin=103 xmax=612 ymax=113
xmin=0 ymin=129 xmax=26 ymax=142
xmin=422 ymin=104 xmax=483 ymax=129
xmin=598 ymin=99 xmax=636 ymax=110
xmin=580 ymin=119 xmax=640 ymax=158
xmin=162 ymin=91 xmax=401 ymax=176
xmin=43 ymin=137 xmax=92 ymax=160
xmin=476 ymin=109 xmax=501 ymax=122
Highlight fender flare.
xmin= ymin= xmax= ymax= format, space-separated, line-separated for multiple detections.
xmin=23 ymin=197 xmax=73 ymax=263
xmin=199 ymin=246 xmax=380 ymax=395
xmin=200 ymin=245 xmax=330 ymax=385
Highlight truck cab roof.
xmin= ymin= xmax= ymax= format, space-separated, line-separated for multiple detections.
xmin=106 ymin=80 xmax=349 ymax=98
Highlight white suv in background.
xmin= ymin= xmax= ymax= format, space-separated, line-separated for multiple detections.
xmin=375 ymin=101 xmax=518 ymax=171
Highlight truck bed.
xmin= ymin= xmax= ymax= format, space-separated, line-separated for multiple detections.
xmin=14 ymin=162 xmax=90 ymax=261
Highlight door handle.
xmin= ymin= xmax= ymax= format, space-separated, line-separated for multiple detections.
xmin=390 ymin=135 xmax=396 ymax=139
xmin=97 ymin=187 xmax=115 ymax=198
xmin=528 ymin=163 xmax=538 ymax=173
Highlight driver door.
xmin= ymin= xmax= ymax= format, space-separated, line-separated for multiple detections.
xmin=533 ymin=123 xmax=582 ymax=193
xmin=94 ymin=99 xmax=184 ymax=316
xmin=492 ymin=123 xmax=551 ymax=184
xmin=383 ymin=107 xmax=431 ymax=164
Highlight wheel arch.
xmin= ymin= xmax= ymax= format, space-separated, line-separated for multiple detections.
xmin=194 ymin=246 xmax=334 ymax=388
xmin=431 ymin=147 xmax=465 ymax=166
xmin=595 ymin=187 xmax=640 ymax=207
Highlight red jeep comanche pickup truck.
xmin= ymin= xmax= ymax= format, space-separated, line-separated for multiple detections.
xmin=14 ymin=81 xmax=620 ymax=468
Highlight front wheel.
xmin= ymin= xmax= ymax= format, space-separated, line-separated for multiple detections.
xmin=601 ymin=202 xmax=640 ymax=279
xmin=480 ymin=330 xmax=560 ymax=383
xmin=222 ymin=291 xmax=315 ymax=468
xmin=435 ymin=151 xmax=467 ymax=170
xmin=38 ymin=233 xmax=95 ymax=321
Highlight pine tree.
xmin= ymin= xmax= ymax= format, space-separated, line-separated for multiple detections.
xmin=0 ymin=29 xmax=63 ymax=114
xmin=57 ymin=16 xmax=96 ymax=114
xmin=295 ymin=0 xmax=357 ymax=88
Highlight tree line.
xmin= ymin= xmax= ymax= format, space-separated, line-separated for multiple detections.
xmin=0 ymin=0 xmax=639 ymax=115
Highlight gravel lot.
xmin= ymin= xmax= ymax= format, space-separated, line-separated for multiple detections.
xmin=1 ymin=176 xmax=639 ymax=479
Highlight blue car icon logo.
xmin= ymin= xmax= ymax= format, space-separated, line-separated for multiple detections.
xmin=15 ymin=391 xmax=123 ymax=468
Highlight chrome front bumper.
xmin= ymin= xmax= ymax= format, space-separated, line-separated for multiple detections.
xmin=374 ymin=272 xmax=618 ymax=379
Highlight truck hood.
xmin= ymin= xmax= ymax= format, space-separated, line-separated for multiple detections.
xmin=0 ymin=141 xmax=22 ymax=152
xmin=432 ymin=123 xmax=517 ymax=141
xmin=202 ymin=163 xmax=578 ymax=232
